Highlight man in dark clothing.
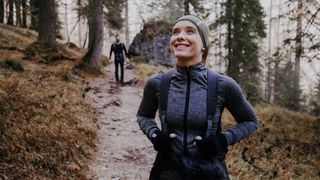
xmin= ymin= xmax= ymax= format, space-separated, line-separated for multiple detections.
xmin=109 ymin=34 xmax=129 ymax=83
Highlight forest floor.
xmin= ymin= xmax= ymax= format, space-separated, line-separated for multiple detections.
xmin=86 ymin=63 xmax=156 ymax=179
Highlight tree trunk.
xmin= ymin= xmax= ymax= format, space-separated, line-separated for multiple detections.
xmin=64 ymin=0 xmax=70 ymax=43
xmin=0 ymin=0 xmax=4 ymax=23
xmin=21 ymin=0 xmax=27 ymax=27
xmin=184 ymin=0 xmax=190 ymax=15
xmin=7 ymin=0 xmax=14 ymax=25
xmin=265 ymin=0 xmax=274 ymax=103
xmin=15 ymin=0 xmax=21 ymax=27
xmin=77 ymin=0 xmax=82 ymax=47
xmin=226 ymin=0 xmax=239 ymax=82
xmin=38 ymin=0 xmax=56 ymax=47
xmin=30 ymin=0 xmax=39 ymax=30
xmin=294 ymin=0 xmax=302 ymax=100
xmin=125 ymin=0 xmax=129 ymax=47
xmin=82 ymin=0 xmax=104 ymax=71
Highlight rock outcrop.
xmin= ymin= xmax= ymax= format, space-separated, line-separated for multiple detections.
xmin=129 ymin=20 xmax=175 ymax=66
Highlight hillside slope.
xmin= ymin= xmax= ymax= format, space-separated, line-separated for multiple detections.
xmin=0 ymin=24 xmax=96 ymax=179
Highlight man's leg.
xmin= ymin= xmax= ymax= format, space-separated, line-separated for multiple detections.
xmin=114 ymin=59 xmax=119 ymax=82
xmin=120 ymin=59 xmax=124 ymax=83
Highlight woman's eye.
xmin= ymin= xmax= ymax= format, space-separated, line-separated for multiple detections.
xmin=187 ymin=30 xmax=195 ymax=34
xmin=172 ymin=31 xmax=179 ymax=35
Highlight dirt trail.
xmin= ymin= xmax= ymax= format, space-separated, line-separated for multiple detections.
xmin=86 ymin=64 xmax=156 ymax=180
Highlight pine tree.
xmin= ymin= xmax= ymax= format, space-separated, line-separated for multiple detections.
xmin=0 ymin=0 xmax=4 ymax=23
xmin=38 ymin=0 xmax=56 ymax=47
xmin=7 ymin=0 xmax=14 ymax=25
xmin=292 ymin=0 xmax=303 ymax=108
xmin=221 ymin=0 xmax=266 ymax=103
xmin=273 ymin=49 xmax=301 ymax=111
xmin=77 ymin=0 xmax=82 ymax=47
xmin=311 ymin=74 xmax=320 ymax=117
xmin=22 ymin=0 xmax=27 ymax=27
xmin=124 ymin=0 xmax=129 ymax=47
xmin=104 ymin=0 xmax=125 ymax=30
xmin=265 ymin=0 xmax=274 ymax=103
xmin=30 ymin=0 xmax=39 ymax=30
xmin=81 ymin=0 xmax=104 ymax=71
xmin=157 ymin=0 xmax=206 ymax=23
xmin=15 ymin=0 xmax=22 ymax=27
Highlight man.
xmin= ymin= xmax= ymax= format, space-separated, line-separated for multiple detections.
xmin=109 ymin=34 xmax=129 ymax=83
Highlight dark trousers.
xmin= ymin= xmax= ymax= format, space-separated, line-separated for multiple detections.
xmin=114 ymin=54 xmax=124 ymax=82
xmin=149 ymin=153 xmax=229 ymax=180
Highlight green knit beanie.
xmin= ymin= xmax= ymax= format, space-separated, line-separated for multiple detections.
xmin=174 ymin=15 xmax=210 ymax=63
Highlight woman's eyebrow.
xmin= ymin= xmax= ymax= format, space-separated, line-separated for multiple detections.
xmin=186 ymin=26 xmax=196 ymax=29
xmin=173 ymin=26 xmax=196 ymax=30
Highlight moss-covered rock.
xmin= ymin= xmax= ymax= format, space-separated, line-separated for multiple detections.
xmin=129 ymin=20 xmax=175 ymax=66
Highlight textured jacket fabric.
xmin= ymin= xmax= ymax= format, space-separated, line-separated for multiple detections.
xmin=136 ymin=63 xmax=258 ymax=175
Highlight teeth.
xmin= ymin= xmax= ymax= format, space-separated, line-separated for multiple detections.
xmin=176 ymin=44 xmax=188 ymax=48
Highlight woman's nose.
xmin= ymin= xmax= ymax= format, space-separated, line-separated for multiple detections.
xmin=176 ymin=32 xmax=186 ymax=41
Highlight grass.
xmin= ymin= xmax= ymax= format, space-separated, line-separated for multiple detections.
xmin=134 ymin=62 xmax=169 ymax=80
xmin=223 ymin=104 xmax=320 ymax=179
xmin=0 ymin=24 xmax=96 ymax=179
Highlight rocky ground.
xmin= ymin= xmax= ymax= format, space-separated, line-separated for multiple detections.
xmin=86 ymin=64 xmax=156 ymax=180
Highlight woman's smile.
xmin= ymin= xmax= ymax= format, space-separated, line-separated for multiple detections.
xmin=175 ymin=43 xmax=190 ymax=50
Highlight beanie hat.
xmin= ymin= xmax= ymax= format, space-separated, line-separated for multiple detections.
xmin=174 ymin=15 xmax=210 ymax=63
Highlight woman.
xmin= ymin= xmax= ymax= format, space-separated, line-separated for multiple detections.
xmin=137 ymin=15 xmax=258 ymax=179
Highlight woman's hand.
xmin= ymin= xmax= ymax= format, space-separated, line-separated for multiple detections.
xmin=151 ymin=130 xmax=171 ymax=153
xmin=195 ymin=133 xmax=228 ymax=157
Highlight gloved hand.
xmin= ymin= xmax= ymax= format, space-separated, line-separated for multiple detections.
xmin=196 ymin=133 xmax=228 ymax=157
xmin=151 ymin=130 xmax=171 ymax=152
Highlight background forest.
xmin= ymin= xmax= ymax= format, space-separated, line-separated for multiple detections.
xmin=0 ymin=0 xmax=319 ymax=179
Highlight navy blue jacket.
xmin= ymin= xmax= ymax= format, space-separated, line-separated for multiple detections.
xmin=137 ymin=63 xmax=258 ymax=156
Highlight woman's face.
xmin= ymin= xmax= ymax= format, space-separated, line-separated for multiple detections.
xmin=170 ymin=20 xmax=203 ymax=66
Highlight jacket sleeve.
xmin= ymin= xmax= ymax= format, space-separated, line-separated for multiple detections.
xmin=136 ymin=73 xmax=161 ymax=141
xmin=222 ymin=76 xmax=259 ymax=145
xmin=109 ymin=44 xmax=114 ymax=58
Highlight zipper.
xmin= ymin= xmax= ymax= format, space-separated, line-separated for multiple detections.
xmin=183 ymin=67 xmax=191 ymax=154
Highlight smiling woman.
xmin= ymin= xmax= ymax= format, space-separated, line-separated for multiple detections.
xmin=137 ymin=15 xmax=259 ymax=179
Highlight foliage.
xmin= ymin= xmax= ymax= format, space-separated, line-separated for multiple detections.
xmin=74 ymin=0 xmax=125 ymax=30
xmin=220 ymin=0 xmax=266 ymax=103
xmin=311 ymin=74 xmax=320 ymax=117
xmin=281 ymin=0 xmax=320 ymax=62
xmin=104 ymin=0 xmax=125 ymax=30
xmin=273 ymin=49 xmax=301 ymax=111
xmin=157 ymin=0 xmax=206 ymax=22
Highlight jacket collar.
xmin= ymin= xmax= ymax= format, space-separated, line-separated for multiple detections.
xmin=174 ymin=62 xmax=207 ymax=79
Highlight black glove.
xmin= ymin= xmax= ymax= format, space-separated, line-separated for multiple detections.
xmin=196 ymin=133 xmax=228 ymax=157
xmin=151 ymin=130 xmax=171 ymax=152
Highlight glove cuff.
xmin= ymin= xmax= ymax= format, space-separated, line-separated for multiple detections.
xmin=151 ymin=129 xmax=161 ymax=144
xmin=217 ymin=133 xmax=228 ymax=150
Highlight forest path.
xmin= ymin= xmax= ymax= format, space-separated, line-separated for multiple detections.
xmin=86 ymin=63 xmax=155 ymax=180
